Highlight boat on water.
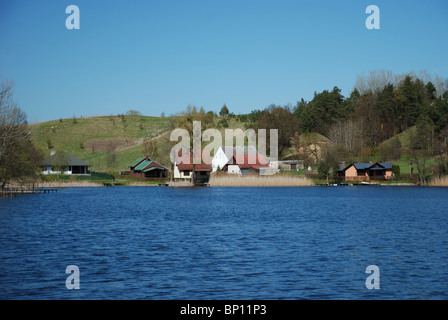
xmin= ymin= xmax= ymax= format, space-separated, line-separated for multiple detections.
xmin=361 ymin=181 xmax=379 ymax=185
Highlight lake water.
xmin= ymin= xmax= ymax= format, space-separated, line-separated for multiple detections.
xmin=0 ymin=186 xmax=447 ymax=300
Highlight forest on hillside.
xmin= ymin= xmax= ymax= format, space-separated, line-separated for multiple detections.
xmin=232 ymin=70 xmax=448 ymax=182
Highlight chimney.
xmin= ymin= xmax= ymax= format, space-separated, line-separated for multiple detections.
xmin=50 ymin=150 xmax=56 ymax=156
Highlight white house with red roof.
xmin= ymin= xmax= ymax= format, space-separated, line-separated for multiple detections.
xmin=225 ymin=153 xmax=274 ymax=175
xmin=212 ymin=146 xmax=257 ymax=172
xmin=173 ymin=149 xmax=212 ymax=184
xmin=213 ymin=146 xmax=275 ymax=176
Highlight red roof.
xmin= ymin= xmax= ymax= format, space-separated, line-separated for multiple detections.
xmin=176 ymin=149 xmax=212 ymax=172
xmin=131 ymin=156 xmax=168 ymax=172
xmin=142 ymin=161 xmax=167 ymax=171
xmin=229 ymin=154 xmax=270 ymax=169
xmin=177 ymin=162 xmax=212 ymax=171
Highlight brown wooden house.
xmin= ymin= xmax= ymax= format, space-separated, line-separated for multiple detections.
xmin=337 ymin=162 xmax=393 ymax=182
xmin=129 ymin=156 xmax=168 ymax=178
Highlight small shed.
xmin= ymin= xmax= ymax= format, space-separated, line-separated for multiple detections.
xmin=269 ymin=160 xmax=304 ymax=171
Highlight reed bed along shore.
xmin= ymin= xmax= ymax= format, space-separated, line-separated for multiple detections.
xmin=428 ymin=176 xmax=448 ymax=187
xmin=209 ymin=174 xmax=315 ymax=187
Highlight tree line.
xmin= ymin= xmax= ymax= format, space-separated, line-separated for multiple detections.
xmin=244 ymin=71 xmax=447 ymax=155
xmin=240 ymin=70 xmax=448 ymax=182
xmin=0 ymin=80 xmax=43 ymax=189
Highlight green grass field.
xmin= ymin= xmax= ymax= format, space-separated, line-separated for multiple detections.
xmin=30 ymin=115 xmax=173 ymax=171
xmin=30 ymin=114 xmax=250 ymax=172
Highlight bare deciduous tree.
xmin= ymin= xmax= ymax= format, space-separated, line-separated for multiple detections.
xmin=328 ymin=119 xmax=358 ymax=151
xmin=354 ymin=69 xmax=395 ymax=95
xmin=141 ymin=138 xmax=159 ymax=160
xmin=0 ymin=80 xmax=29 ymax=163
xmin=0 ymin=79 xmax=43 ymax=189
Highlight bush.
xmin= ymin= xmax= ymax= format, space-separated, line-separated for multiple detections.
xmin=46 ymin=138 xmax=53 ymax=149
xmin=379 ymin=138 xmax=401 ymax=162
xmin=360 ymin=147 xmax=371 ymax=163
xmin=410 ymin=117 xmax=435 ymax=151
xmin=219 ymin=105 xmax=229 ymax=116
xmin=392 ymin=164 xmax=401 ymax=179
xmin=317 ymin=162 xmax=330 ymax=179
xmin=218 ymin=118 xmax=229 ymax=128
xmin=126 ymin=110 xmax=142 ymax=116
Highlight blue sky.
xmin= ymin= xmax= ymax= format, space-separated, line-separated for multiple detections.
xmin=1 ymin=0 xmax=447 ymax=123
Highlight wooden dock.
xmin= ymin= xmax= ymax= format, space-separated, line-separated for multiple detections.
xmin=1 ymin=188 xmax=58 ymax=198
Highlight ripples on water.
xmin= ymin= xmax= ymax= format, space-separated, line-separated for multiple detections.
xmin=0 ymin=186 xmax=447 ymax=299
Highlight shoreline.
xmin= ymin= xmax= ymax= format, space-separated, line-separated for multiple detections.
xmin=5 ymin=184 xmax=448 ymax=190
xmin=8 ymin=178 xmax=448 ymax=189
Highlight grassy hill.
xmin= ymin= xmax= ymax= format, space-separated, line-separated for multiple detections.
xmin=30 ymin=115 xmax=249 ymax=172
xmin=375 ymin=126 xmax=437 ymax=175
xmin=30 ymin=115 xmax=174 ymax=171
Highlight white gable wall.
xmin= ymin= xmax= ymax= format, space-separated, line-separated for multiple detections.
xmin=212 ymin=146 xmax=260 ymax=172
xmin=212 ymin=147 xmax=233 ymax=172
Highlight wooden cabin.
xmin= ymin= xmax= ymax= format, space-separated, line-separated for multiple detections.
xmin=129 ymin=156 xmax=168 ymax=178
xmin=337 ymin=162 xmax=393 ymax=181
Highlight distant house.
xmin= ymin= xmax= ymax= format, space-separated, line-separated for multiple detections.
xmin=42 ymin=150 xmax=91 ymax=175
xmin=222 ymin=153 xmax=275 ymax=176
xmin=173 ymin=150 xmax=212 ymax=184
xmin=269 ymin=160 xmax=304 ymax=171
xmin=212 ymin=146 xmax=275 ymax=175
xmin=129 ymin=156 xmax=168 ymax=178
xmin=337 ymin=162 xmax=393 ymax=181
xmin=212 ymin=146 xmax=258 ymax=172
